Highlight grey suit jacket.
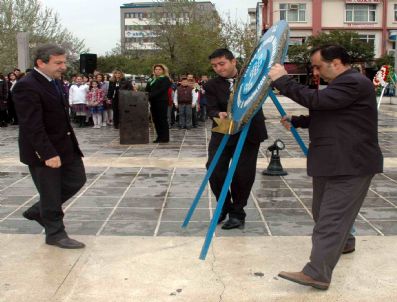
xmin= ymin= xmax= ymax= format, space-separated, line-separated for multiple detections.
xmin=273 ymin=69 xmax=383 ymax=177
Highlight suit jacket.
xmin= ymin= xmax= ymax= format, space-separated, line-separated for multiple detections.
xmin=204 ymin=76 xmax=267 ymax=145
xmin=145 ymin=76 xmax=172 ymax=103
xmin=0 ymin=79 xmax=7 ymax=110
xmin=13 ymin=70 xmax=83 ymax=166
xmin=273 ymin=69 xmax=383 ymax=177
xmin=107 ymin=79 xmax=132 ymax=101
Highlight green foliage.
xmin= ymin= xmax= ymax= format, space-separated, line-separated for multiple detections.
xmin=0 ymin=0 xmax=87 ymax=74
xmin=97 ymin=53 xmax=158 ymax=76
xmin=219 ymin=14 xmax=256 ymax=65
xmin=375 ymin=54 xmax=395 ymax=69
xmin=288 ymin=31 xmax=375 ymax=64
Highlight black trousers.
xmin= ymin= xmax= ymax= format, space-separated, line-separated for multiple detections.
xmin=206 ymin=138 xmax=260 ymax=220
xmin=0 ymin=109 xmax=8 ymax=125
xmin=192 ymin=107 xmax=198 ymax=127
xmin=112 ymin=97 xmax=120 ymax=128
xmin=150 ymin=100 xmax=169 ymax=141
xmin=8 ymin=97 xmax=18 ymax=124
xmin=27 ymin=156 xmax=86 ymax=241
xmin=303 ymin=174 xmax=373 ymax=283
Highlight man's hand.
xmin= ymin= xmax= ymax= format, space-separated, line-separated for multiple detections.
xmin=269 ymin=63 xmax=288 ymax=82
xmin=45 ymin=156 xmax=62 ymax=168
xmin=218 ymin=112 xmax=228 ymax=119
xmin=280 ymin=115 xmax=292 ymax=131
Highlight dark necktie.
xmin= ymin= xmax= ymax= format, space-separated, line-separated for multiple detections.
xmin=51 ymin=80 xmax=62 ymax=97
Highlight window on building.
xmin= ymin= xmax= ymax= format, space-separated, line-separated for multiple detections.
xmin=279 ymin=3 xmax=306 ymax=22
xmin=394 ymin=4 xmax=397 ymax=21
xmin=356 ymin=34 xmax=376 ymax=48
xmin=345 ymin=4 xmax=376 ymax=22
xmin=124 ymin=37 xmax=140 ymax=43
xmin=289 ymin=37 xmax=306 ymax=45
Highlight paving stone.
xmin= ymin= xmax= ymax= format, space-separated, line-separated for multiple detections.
xmin=100 ymin=221 xmax=157 ymax=236
xmin=0 ymin=219 xmax=43 ymax=234
xmin=157 ymin=222 xmax=208 ymax=236
xmin=109 ymin=208 xmax=161 ymax=221
xmin=267 ymin=220 xmax=314 ymax=236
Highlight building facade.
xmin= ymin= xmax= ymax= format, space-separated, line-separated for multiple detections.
xmin=255 ymin=0 xmax=397 ymax=58
xmin=120 ymin=1 xmax=216 ymax=52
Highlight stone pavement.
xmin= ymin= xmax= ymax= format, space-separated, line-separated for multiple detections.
xmin=0 ymin=98 xmax=396 ymax=301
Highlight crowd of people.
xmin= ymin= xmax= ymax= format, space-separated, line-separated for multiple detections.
xmin=62 ymin=70 xmax=133 ymax=130
xmin=0 ymin=68 xmax=23 ymax=127
xmin=1 ymin=66 xmax=209 ymax=135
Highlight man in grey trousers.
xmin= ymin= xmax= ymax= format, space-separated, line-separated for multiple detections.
xmin=269 ymin=44 xmax=383 ymax=290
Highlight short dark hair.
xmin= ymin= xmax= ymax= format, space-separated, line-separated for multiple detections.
xmin=33 ymin=44 xmax=66 ymax=67
xmin=208 ymin=48 xmax=235 ymax=61
xmin=310 ymin=44 xmax=351 ymax=65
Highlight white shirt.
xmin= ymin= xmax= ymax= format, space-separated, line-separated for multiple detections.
xmin=34 ymin=67 xmax=53 ymax=82
xmin=68 ymin=84 xmax=89 ymax=105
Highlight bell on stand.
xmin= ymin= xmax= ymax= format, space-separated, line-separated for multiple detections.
xmin=262 ymin=139 xmax=288 ymax=176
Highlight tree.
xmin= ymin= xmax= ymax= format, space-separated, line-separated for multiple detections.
xmin=0 ymin=0 xmax=87 ymax=73
xmin=98 ymin=0 xmax=257 ymax=77
xmin=221 ymin=14 xmax=256 ymax=65
xmin=146 ymin=0 xmax=224 ymax=76
xmin=288 ymin=31 xmax=375 ymax=64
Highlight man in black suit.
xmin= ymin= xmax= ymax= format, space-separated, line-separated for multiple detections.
xmin=13 ymin=44 xmax=86 ymax=249
xmin=269 ymin=45 xmax=383 ymax=289
xmin=204 ymin=49 xmax=267 ymax=230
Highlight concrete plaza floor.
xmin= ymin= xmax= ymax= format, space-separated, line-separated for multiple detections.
xmin=0 ymin=97 xmax=396 ymax=301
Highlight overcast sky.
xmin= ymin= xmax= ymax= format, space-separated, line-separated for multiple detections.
xmin=39 ymin=0 xmax=261 ymax=55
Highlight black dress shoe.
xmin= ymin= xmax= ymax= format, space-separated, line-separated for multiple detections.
xmin=23 ymin=210 xmax=44 ymax=227
xmin=158 ymin=139 xmax=169 ymax=143
xmin=217 ymin=211 xmax=228 ymax=224
xmin=342 ymin=245 xmax=355 ymax=254
xmin=153 ymin=139 xmax=159 ymax=143
xmin=46 ymin=237 xmax=85 ymax=249
xmin=221 ymin=217 xmax=245 ymax=230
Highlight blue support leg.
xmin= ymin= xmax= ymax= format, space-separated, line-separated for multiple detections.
xmin=199 ymin=120 xmax=252 ymax=260
xmin=182 ymin=134 xmax=230 ymax=228
xmin=268 ymin=90 xmax=308 ymax=156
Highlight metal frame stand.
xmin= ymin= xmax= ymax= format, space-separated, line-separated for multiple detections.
xmin=182 ymin=92 xmax=307 ymax=260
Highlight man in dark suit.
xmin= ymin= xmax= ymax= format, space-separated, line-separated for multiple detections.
xmin=269 ymin=45 xmax=383 ymax=289
xmin=13 ymin=44 xmax=86 ymax=249
xmin=204 ymin=48 xmax=267 ymax=230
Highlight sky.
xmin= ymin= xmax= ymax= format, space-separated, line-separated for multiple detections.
xmin=39 ymin=0 xmax=261 ymax=55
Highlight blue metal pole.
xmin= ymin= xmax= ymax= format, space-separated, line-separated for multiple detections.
xmin=182 ymin=134 xmax=230 ymax=228
xmin=199 ymin=120 xmax=252 ymax=260
xmin=268 ymin=90 xmax=308 ymax=156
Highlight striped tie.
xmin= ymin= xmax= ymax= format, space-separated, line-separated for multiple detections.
xmin=226 ymin=78 xmax=235 ymax=93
